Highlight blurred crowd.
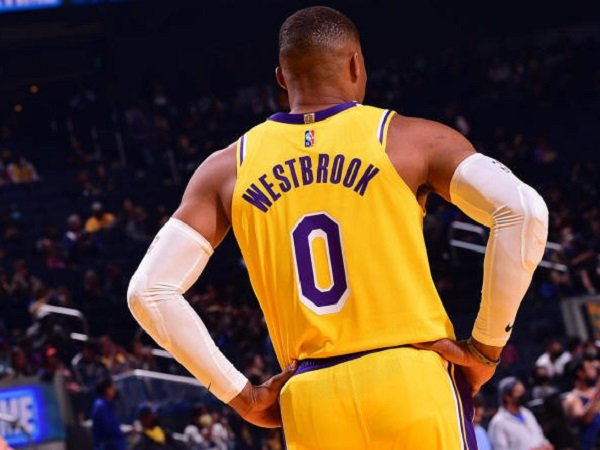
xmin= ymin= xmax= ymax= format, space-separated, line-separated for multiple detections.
xmin=1 ymin=29 xmax=599 ymax=449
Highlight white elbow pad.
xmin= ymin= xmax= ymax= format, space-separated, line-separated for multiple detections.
xmin=127 ymin=218 xmax=248 ymax=402
xmin=450 ymin=153 xmax=549 ymax=346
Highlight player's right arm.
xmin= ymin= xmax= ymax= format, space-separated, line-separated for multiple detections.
xmin=127 ymin=143 xmax=296 ymax=428
xmin=386 ymin=115 xmax=549 ymax=393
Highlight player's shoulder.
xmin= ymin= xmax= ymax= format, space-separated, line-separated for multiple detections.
xmin=241 ymin=116 xmax=282 ymax=136
xmin=389 ymin=114 xmax=461 ymax=140
xmin=387 ymin=114 xmax=473 ymax=156
xmin=192 ymin=142 xmax=237 ymax=187
xmin=204 ymin=142 xmax=237 ymax=167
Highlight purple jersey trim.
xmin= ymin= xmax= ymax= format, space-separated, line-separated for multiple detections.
xmin=448 ymin=364 xmax=478 ymax=450
xmin=239 ymin=134 xmax=247 ymax=165
xmin=378 ymin=109 xmax=393 ymax=144
xmin=295 ymin=344 xmax=407 ymax=376
xmin=268 ymin=102 xmax=359 ymax=125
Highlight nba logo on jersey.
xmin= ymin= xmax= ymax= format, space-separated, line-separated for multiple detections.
xmin=305 ymin=130 xmax=315 ymax=147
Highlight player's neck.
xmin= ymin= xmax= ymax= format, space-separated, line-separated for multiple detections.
xmin=287 ymin=91 xmax=357 ymax=114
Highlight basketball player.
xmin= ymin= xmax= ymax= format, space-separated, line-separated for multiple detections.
xmin=127 ymin=6 xmax=548 ymax=449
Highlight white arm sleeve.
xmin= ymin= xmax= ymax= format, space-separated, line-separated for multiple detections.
xmin=450 ymin=153 xmax=549 ymax=347
xmin=127 ymin=217 xmax=248 ymax=402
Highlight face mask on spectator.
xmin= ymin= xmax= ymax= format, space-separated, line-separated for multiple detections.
xmin=513 ymin=394 xmax=525 ymax=406
xmin=535 ymin=374 xmax=551 ymax=384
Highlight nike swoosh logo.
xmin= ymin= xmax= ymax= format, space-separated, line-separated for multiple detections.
xmin=505 ymin=324 xmax=513 ymax=332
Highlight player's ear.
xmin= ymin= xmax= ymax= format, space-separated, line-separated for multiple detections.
xmin=350 ymin=52 xmax=362 ymax=83
xmin=275 ymin=66 xmax=288 ymax=91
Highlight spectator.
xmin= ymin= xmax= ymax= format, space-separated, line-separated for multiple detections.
xmin=564 ymin=357 xmax=600 ymax=450
xmin=71 ymin=341 xmax=110 ymax=391
xmin=129 ymin=337 xmax=157 ymax=371
xmin=536 ymin=339 xmax=571 ymax=379
xmin=104 ymin=264 xmax=126 ymax=304
xmin=125 ymin=206 xmax=152 ymax=243
xmin=262 ymin=429 xmax=284 ymax=450
xmin=78 ymin=269 xmax=111 ymax=335
xmin=85 ymin=202 xmax=116 ymax=233
xmin=132 ymin=404 xmax=186 ymax=450
xmin=563 ymin=336 xmax=584 ymax=373
xmin=582 ymin=341 xmax=599 ymax=360
xmin=184 ymin=406 xmax=214 ymax=450
xmin=531 ymin=366 xmax=559 ymax=400
xmin=473 ymin=395 xmax=492 ymax=450
xmin=63 ymin=213 xmax=97 ymax=265
xmin=0 ymin=335 xmax=11 ymax=378
xmin=118 ymin=198 xmax=136 ymax=228
xmin=38 ymin=346 xmax=78 ymax=391
xmin=207 ymin=412 xmax=233 ymax=450
xmin=488 ymin=376 xmax=553 ymax=450
xmin=10 ymin=260 xmax=40 ymax=300
xmin=541 ymin=393 xmax=579 ymax=450
xmin=0 ymin=267 xmax=12 ymax=297
xmin=0 ymin=158 xmax=8 ymax=186
xmin=91 ymin=378 xmax=127 ymax=450
xmin=99 ymin=335 xmax=131 ymax=375
xmin=6 ymin=153 xmax=39 ymax=183
xmin=5 ymin=345 xmax=35 ymax=379
xmin=37 ymin=237 xmax=66 ymax=270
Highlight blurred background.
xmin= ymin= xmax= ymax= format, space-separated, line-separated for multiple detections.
xmin=0 ymin=0 xmax=598 ymax=449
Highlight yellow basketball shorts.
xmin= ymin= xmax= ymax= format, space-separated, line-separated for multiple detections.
xmin=280 ymin=346 xmax=476 ymax=450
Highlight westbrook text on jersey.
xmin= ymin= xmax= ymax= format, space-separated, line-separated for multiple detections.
xmin=241 ymin=153 xmax=380 ymax=212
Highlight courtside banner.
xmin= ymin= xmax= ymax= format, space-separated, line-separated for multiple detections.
xmin=0 ymin=0 xmax=61 ymax=12
xmin=0 ymin=381 xmax=65 ymax=447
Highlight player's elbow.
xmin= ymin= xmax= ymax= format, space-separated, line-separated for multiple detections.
xmin=126 ymin=274 xmax=173 ymax=349
xmin=490 ymin=183 xmax=548 ymax=271
xmin=127 ymin=273 xmax=151 ymax=320
xmin=518 ymin=184 xmax=549 ymax=270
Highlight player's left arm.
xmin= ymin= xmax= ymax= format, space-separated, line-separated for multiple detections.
xmin=401 ymin=118 xmax=548 ymax=392
xmin=127 ymin=143 xmax=296 ymax=428
xmin=423 ymin=122 xmax=548 ymax=350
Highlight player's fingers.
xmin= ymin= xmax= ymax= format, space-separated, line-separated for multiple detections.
xmin=265 ymin=360 xmax=298 ymax=392
xmin=413 ymin=339 xmax=474 ymax=366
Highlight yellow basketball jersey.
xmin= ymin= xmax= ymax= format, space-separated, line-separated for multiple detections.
xmin=231 ymin=102 xmax=455 ymax=368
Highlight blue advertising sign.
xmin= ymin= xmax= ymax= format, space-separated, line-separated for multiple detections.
xmin=0 ymin=0 xmax=61 ymax=11
xmin=0 ymin=384 xmax=65 ymax=447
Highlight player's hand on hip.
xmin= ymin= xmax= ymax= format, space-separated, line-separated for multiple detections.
xmin=413 ymin=338 xmax=500 ymax=396
xmin=228 ymin=360 xmax=298 ymax=428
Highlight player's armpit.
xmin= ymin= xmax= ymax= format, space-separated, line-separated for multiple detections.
xmin=388 ymin=117 xmax=476 ymax=200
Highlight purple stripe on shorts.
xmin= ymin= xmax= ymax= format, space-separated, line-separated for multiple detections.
xmin=449 ymin=364 xmax=478 ymax=450
xmin=269 ymin=102 xmax=358 ymax=125
xmin=378 ymin=109 xmax=393 ymax=144
xmin=239 ymin=134 xmax=246 ymax=164
xmin=295 ymin=344 xmax=407 ymax=376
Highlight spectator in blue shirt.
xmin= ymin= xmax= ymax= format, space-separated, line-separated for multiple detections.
xmin=91 ymin=378 xmax=126 ymax=450
xmin=473 ymin=395 xmax=492 ymax=450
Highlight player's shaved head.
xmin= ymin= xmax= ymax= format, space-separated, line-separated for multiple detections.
xmin=276 ymin=7 xmax=366 ymax=106
xmin=279 ymin=6 xmax=360 ymax=60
